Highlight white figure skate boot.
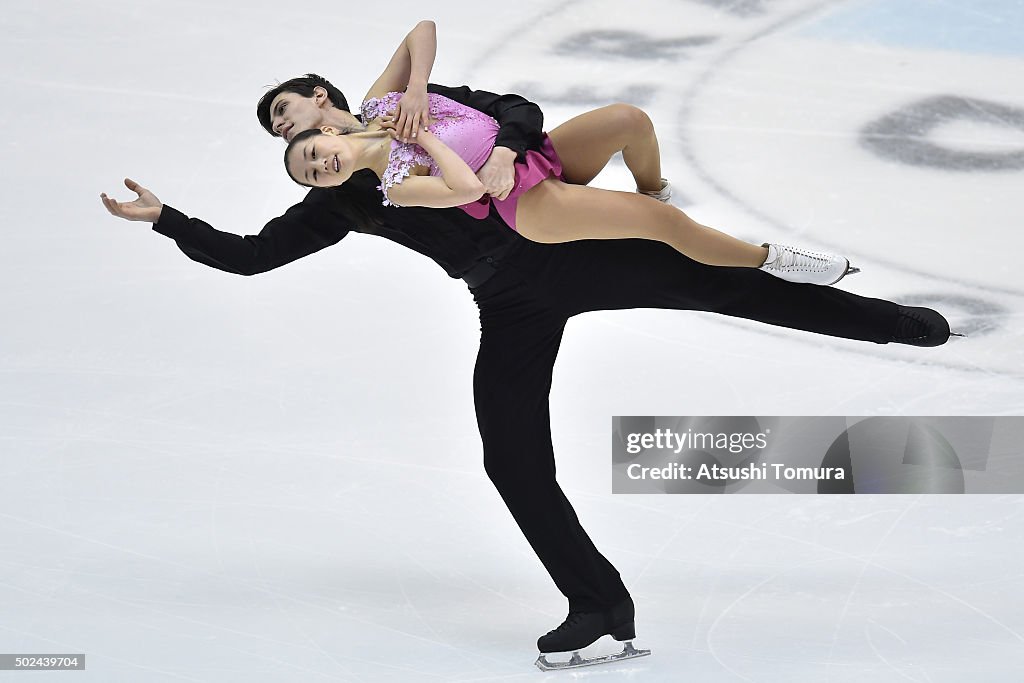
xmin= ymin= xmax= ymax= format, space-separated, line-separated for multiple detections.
xmin=759 ymin=243 xmax=859 ymax=285
xmin=637 ymin=178 xmax=672 ymax=203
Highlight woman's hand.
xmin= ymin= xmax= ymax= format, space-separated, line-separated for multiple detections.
xmin=393 ymin=87 xmax=430 ymax=143
xmin=379 ymin=114 xmax=435 ymax=141
xmin=100 ymin=178 xmax=163 ymax=223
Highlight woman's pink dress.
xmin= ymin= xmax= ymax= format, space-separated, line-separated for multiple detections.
xmin=361 ymin=91 xmax=563 ymax=231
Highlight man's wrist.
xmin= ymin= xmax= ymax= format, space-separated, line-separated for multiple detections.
xmin=490 ymin=146 xmax=517 ymax=161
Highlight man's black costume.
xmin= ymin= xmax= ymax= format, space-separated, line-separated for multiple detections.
xmin=150 ymin=84 xmax=935 ymax=632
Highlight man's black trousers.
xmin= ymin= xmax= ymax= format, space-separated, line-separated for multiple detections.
xmin=470 ymin=237 xmax=898 ymax=613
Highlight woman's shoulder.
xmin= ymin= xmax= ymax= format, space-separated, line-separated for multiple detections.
xmin=360 ymin=91 xmax=404 ymax=120
xmin=378 ymin=140 xmax=435 ymax=207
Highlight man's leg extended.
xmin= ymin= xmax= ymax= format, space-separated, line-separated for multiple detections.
xmin=519 ymin=238 xmax=902 ymax=340
xmin=473 ymin=281 xmax=629 ymax=612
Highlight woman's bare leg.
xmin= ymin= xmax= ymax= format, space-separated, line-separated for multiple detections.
xmin=516 ymin=179 xmax=769 ymax=267
xmin=547 ymin=104 xmax=663 ymax=192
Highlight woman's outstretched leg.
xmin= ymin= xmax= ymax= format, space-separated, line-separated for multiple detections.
xmin=517 ymin=179 xmax=769 ymax=267
xmin=515 ymin=179 xmax=854 ymax=283
xmin=547 ymin=104 xmax=664 ymax=194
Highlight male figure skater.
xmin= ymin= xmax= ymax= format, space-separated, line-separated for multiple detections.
xmin=101 ymin=76 xmax=951 ymax=670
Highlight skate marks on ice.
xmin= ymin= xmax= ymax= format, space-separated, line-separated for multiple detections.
xmin=695 ymin=496 xmax=1024 ymax=682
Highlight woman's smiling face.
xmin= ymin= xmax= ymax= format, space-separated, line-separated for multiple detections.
xmin=285 ymin=129 xmax=358 ymax=188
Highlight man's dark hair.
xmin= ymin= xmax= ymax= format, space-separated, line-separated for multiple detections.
xmin=257 ymin=74 xmax=351 ymax=137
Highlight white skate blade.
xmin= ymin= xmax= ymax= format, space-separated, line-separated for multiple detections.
xmin=535 ymin=640 xmax=651 ymax=671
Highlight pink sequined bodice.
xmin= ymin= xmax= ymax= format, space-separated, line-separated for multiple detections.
xmin=361 ymin=92 xmax=499 ymax=207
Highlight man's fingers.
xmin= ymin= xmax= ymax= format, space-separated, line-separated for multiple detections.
xmin=392 ymin=104 xmax=406 ymax=139
xmin=476 ymin=168 xmax=515 ymax=200
xmin=123 ymin=177 xmax=146 ymax=197
xmin=100 ymin=193 xmax=120 ymax=215
xmin=100 ymin=193 xmax=116 ymax=216
xmin=494 ymin=180 xmax=513 ymax=201
xmin=399 ymin=111 xmax=411 ymax=141
xmin=100 ymin=193 xmax=126 ymax=218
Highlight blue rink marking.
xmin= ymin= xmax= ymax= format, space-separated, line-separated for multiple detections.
xmin=801 ymin=0 xmax=1024 ymax=57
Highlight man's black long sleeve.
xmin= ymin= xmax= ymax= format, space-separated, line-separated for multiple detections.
xmin=152 ymin=188 xmax=351 ymax=276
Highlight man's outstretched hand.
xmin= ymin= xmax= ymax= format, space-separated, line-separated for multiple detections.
xmin=100 ymin=178 xmax=163 ymax=223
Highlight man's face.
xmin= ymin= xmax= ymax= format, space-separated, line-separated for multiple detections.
xmin=268 ymin=89 xmax=328 ymax=142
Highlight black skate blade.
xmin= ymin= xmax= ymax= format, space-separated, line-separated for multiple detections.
xmin=535 ymin=641 xmax=651 ymax=671
xmin=846 ymin=265 xmax=861 ymax=275
xmin=950 ymin=331 xmax=967 ymax=338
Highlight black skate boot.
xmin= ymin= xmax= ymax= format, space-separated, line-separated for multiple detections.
xmin=535 ymin=597 xmax=651 ymax=670
xmin=890 ymin=305 xmax=958 ymax=347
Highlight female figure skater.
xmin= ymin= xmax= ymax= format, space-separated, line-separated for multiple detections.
xmin=283 ymin=21 xmax=857 ymax=286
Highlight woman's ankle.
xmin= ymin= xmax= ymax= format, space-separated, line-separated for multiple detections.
xmin=635 ymin=178 xmax=663 ymax=194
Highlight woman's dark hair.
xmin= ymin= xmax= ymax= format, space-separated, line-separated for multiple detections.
xmin=257 ymin=74 xmax=350 ymax=137
xmin=284 ymin=128 xmax=325 ymax=188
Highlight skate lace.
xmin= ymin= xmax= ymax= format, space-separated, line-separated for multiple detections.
xmin=893 ymin=309 xmax=927 ymax=340
xmin=772 ymin=247 xmax=832 ymax=273
xmin=552 ymin=612 xmax=587 ymax=634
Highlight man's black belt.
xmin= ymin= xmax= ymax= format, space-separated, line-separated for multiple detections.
xmin=461 ymin=255 xmax=501 ymax=288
